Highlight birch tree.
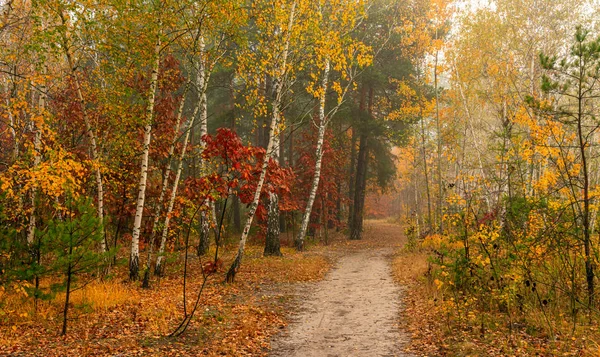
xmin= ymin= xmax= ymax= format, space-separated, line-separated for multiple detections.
xmin=152 ymin=0 xmax=241 ymax=276
xmin=295 ymin=0 xmax=371 ymax=250
xmin=56 ymin=6 xmax=107 ymax=252
xmin=129 ymin=21 xmax=162 ymax=281
xmin=226 ymin=0 xmax=306 ymax=281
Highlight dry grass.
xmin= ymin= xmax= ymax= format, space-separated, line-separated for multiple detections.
xmin=392 ymin=249 xmax=430 ymax=284
xmin=0 ymin=241 xmax=332 ymax=356
xmin=393 ymin=245 xmax=600 ymax=357
xmin=71 ymin=280 xmax=139 ymax=310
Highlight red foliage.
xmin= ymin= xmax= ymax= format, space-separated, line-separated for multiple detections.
xmin=293 ymin=124 xmax=348 ymax=232
xmin=184 ymin=128 xmax=295 ymax=227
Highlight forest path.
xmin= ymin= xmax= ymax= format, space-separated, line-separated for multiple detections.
xmin=269 ymin=220 xmax=411 ymax=357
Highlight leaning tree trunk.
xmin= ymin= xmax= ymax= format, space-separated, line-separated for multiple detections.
xmin=155 ymin=56 xmax=208 ymax=275
xmin=154 ymin=99 xmax=200 ymax=275
xmin=227 ymin=1 xmax=297 ymax=282
xmin=226 ymin=104 xmax=281 ymax=281
xmin=295 ymin=59 xmax=330 ymax=250
xmin=130 ymin=33 xmax=161 ymax=281
xmin=142 ymin=81 xmax=189 ymax=287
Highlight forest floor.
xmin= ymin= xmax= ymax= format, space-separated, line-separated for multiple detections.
xmin=1 ymin=220 xmax=414 ymax=357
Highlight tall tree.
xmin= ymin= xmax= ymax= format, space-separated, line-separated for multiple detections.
xmin=538 ymin=26 xmax=600 ymax=308
xmin=227 ymin=0 xmax=308 ymax=279
xmin=294 ymin=0 xmax=371 ymax=250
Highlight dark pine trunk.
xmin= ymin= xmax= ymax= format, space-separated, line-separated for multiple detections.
xmin=349 ymin=85 xmax=372 ymax=240
xmin=349 ymin=131 xmax=369 ymax=240
xmin=62 ymin=239 xmax=73 ymax=336
xmin=347 ymin=128 xmax=357 ymax=229
xmin=348 ymin=85 xmax=366 ymax=229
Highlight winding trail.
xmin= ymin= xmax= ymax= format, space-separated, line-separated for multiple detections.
xmin=270 ymin=221 xmax=411 ymax=357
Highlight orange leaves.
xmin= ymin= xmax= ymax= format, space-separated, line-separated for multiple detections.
xmin=202 ymin=259 xmax=224 ymax=275
xmin=1 ymin=146 xmax=86 ymax=204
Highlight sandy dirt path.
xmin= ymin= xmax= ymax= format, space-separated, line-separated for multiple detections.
xmin=269 ymin=222 xmax=411 ymax=357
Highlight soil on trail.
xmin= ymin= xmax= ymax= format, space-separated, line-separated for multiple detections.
xmin=269 ymin=220 xmax=411 ymax=357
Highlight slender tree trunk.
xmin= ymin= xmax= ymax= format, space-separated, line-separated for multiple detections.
xmin=348 ymin=86 xmax=366 ymax=228
xmin=279 ymin=130 xmax=287 ymax=234
xmin=349 ymin=131 xmax=368 ymax=240
xmin=264 ymin=116 xmax=282 ymax=256
xmin=59 ymin=11 xmax=107 ymax=252
xmin=347 ymin=129 xmax=357 ymax=226
xmin=62 ymin=229 xmax=74 ymax=336
xmin=296 ymin=59 xmax=330 ymax=250
xmin=434 ymin=50 xmax=443 ymax=233
xmin=5 ymin=80 xmax=19 ymax=160
xmin=349 ymin=85 xmax=373 ymax=240
xmin=62 ymin=259 xmax=72 ymax=336
xmin=27 ymin=75 xmax=45 ymax=245
xmin=576 ymin=69 xmax=594 ymax=308
xmin=142 ymin=81 xmax=189 ymax=287
xmin=155 ymin=64 xmax=206 ymax=275
xmin=227 ymin=1 xmax=297 ymax=282
xmin=413 ymin=132 xmax=421 ymax=237
xmin=130 ymin=33 xmax=161 ymax=281
xmin=196 ymin=41 xmax=212 ymax=256
xmin=453 ymin=60 xmax=491 ymax=210
xmin=419 ymin=105 xmax=433 ymax=233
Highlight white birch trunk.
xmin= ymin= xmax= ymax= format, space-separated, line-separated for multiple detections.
xmin=6 ymin=94 xmax=18 ymax=160
xmin=141 ymin=81 xmax=190 ymax=285
xmin=61 ymin=24 xmax=107 ymax=251
xmin=154 ymin=89 xmax=201 ymax=274
xmin=130 ymin=34 xmax=161 ymax=280
xmin=196 ymin=36 xmax=213 ymax=256
xmin=434 ymin=50 xmax=443 ymax=232
xmin=6 ymin=85 xmax=24 ymax=212
xmin=226 ymin=1 xmax=297 ymax=282
xmin=150 ymin=82 xmax=188 ymax=238
xmin=155 ymin=50 xmax=208 ymax=274
xmin=295 ymin=59 xmax=330 ymax=250
xmin=453 ymin=61 xmax=492 ymax=210
xmin=27 ymin=80 xmax=44 ymax=245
